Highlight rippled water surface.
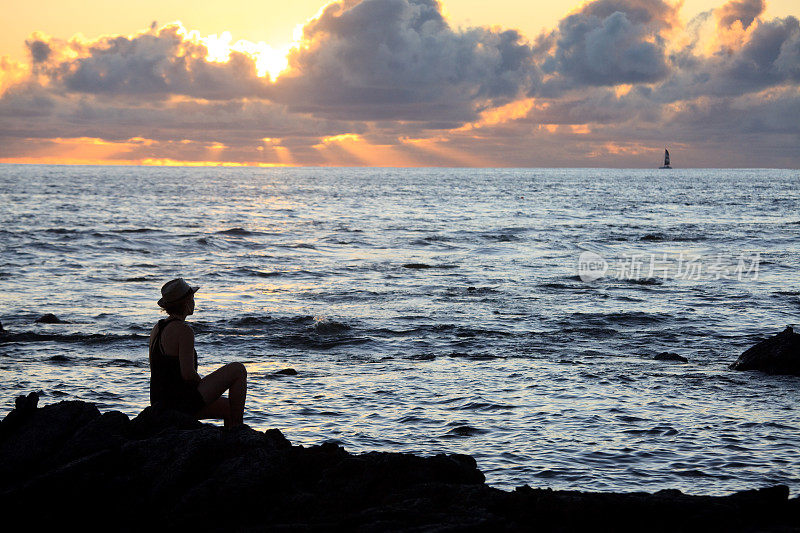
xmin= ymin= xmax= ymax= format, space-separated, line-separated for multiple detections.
xmin=1 ymin=165 xmax=799 ymax=495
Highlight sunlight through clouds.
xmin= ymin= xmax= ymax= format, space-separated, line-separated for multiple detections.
xmin=197 ymin=29 xmax=292 ymax=80
xmin=0 ymin=0 xmax=798 ymax=167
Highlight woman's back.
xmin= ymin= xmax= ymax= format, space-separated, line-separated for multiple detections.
xmin=149 ymin=317 xmax=199 ymax=409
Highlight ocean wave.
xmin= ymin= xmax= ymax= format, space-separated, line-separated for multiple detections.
xmin=195 ymin=315 xmax=360 ymax=348
xmin=0 ymin=332 xmax=146 ymax=345
xmin=639 ymin=231 xmax=706 ymax=242
xmin=216 ymin=227 xmax=253 ymax=236
xmin=232 ymin=267 xmax=282 ymax=278
xmin=214 ymin=227 xmax=281 ymax=237
xmin=451 ymin=401 xmax=517 ymax=412
xmin=407 ymin=353 xmax=436 ymax=361
xmin=566 ymin=311 xmax=671 ymax=326
xmin=412 ymin=235 xmax=451 ymax=243
xmin=112 ymin=228 xmax=163 ymax=233
xmin=623 ymin=277 xmax=663 ymax=286
xmin=273 ymin=242 xmax=317 ymax=250
xmin=313 ymin=318 xmax=351 ymax=334
xmin=195 ymin=237 xmax=228 ymax=249
xmin=373 ymin=324 xmax=513 ymax=339
xmin=481 ymin=233 xmax=521 ymax=242
xmin=271 ymin=333 xmax=370 ymax=350
xmin=402 ymin=263 xmax=458 ymax=270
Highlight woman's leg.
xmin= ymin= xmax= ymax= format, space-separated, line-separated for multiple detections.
xmin=197 ymin=362 xmax=247 ymax=426
xmin=196 ymin=397 xmax=232 ymax=428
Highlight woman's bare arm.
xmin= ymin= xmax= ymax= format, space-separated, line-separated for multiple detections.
xmin=177 ymin=325 xmax=201 ymax=382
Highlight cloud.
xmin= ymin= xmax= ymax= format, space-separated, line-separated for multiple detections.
xmin=269 ymin=0 xmax=540 ymax=122
xmin=1 ymin=0 xmax=799 ymax=167
xmin=26 ymin=25 xmax=270 ymax=100
xmin=716 ymin=0 xmax=764 ymax=29
xmin=657 ymin=15 xmax=800 ymax=100
xmin=579 ymin=0 xmax=679 ymax=27
xmin=0 ymin=82 xmax=54 ymax=118
xmin=539 ymin=0 xmax=677 ymax=90
xmin=0 ymin=56 xmax=30 ymax=94
xmin=25 ymin=38 xmax=51 ymax=63
xmin=0 ymin=88 xmax=355 ymax=143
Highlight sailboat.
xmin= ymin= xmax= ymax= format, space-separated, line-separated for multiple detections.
xmin=659 ymin=148 xmax=672 ymax=169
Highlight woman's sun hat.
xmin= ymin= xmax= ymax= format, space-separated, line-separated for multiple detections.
xmin=157 ymin=278 xmax=199 ymax=308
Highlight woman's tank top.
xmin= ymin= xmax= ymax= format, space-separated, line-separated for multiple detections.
xmin=149 ymin=317 xmax=200 ymax=407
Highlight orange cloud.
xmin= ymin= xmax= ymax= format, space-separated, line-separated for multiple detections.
xmin=453 ymin=98 xmax=542 ymax=132
xmin=0 ymin=57 xmax=29 ymax=95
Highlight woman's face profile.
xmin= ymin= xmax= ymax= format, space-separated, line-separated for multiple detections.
xmin=187 ymin=294 xmax=195 ymax=316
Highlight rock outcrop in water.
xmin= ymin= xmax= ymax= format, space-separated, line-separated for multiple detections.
xmin=1 ymin=392 xmax=798 ymax=531
xmin=34 ymin=313 xmax=63 ymax=324
xmin=730 ymin=327 xmax=800 ymax=376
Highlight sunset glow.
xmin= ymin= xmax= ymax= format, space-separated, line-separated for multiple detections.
xmin=198 ymin=28 xmax=291 ymax=80
xmin=0 ymin=0 xmax=798 ymax=167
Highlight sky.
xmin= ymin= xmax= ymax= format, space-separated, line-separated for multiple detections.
xmin=0 ymin=0 xmax=798 ymax=167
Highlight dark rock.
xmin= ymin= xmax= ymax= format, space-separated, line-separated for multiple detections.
xmin=35 ymin=313 xmax=63 ymax=324
xmin=730 ymin=327 xmax=800 ymax=375
xmin=0 ymin=391 xmax=40 ymax=438
xmin=0 ymin=321 xmax=4 ymax=333
xmin=0 ymin=396 xmax=100 ymax=485
xmin=403 ymin=263 xmax=432 ymax=269
xmin=274 ymin=368 xmax=298 ymax=376
xmin=130 ymin=403 xmax=203 ymax=437
xmin=15 ymin=390 xmax=39 ymax=411
xmin=654 ymin=352 xmax=689 ymax=363
xmin=1 ymin=394 xmax=798 ymax=531
xmin=446 ymin=425 xmax=486 ymax=437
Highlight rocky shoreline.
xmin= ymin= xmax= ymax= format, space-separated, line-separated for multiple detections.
xmin=1 ymin=392 xmax=798 ymax=531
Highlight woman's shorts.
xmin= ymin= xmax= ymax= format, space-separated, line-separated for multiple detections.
xmin=161 ymin=382 xmax=206 ymax=415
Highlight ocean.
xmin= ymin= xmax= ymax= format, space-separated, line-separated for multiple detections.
xmin=1 ymin=164 xmax=799 ymax=495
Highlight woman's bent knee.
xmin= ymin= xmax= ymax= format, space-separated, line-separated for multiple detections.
xmin=228 ymin=361 xmax=247 ymax=378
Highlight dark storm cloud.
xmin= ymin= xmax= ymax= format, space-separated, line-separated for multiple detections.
xmin=729 ymin=16 xmax=800 ymax=82
xmin=0 ymin=82 xmax=54 ymax=118
xmin=717 ymin=0 xmax=765 ymax=29
xmin=269 ymin=0 xmax=540 ymax=122
xmin=33 ymin=25 xmax=269 ymax=100
xmin=669 ymin=88 xmax=800 ymax=137
xmin=526 ymin=89 xmax=658 ymax=125
xmin=539 ymin=0 xmax=676 ymax=90
xmin=657 ymin=15 xmax=800 ymax=101
xmin=0 ymin=86 xmax=356 ymax=147
xmin=25 ymin=38 xmax=51 ymax=63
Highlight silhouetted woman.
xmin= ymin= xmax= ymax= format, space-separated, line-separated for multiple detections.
xmin=149 ymin=278 xmax=247 ymax=427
